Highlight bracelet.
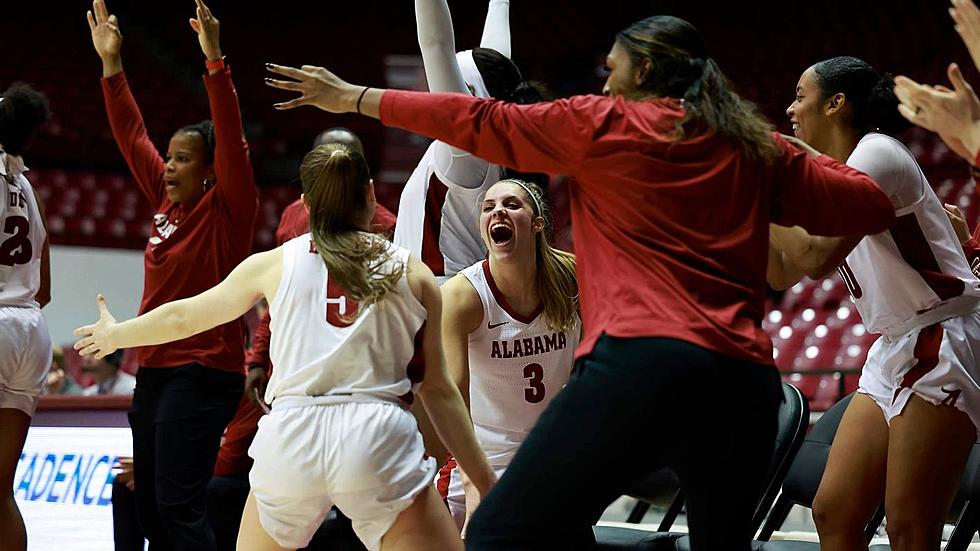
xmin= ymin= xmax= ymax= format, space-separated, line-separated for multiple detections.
xmin=205 ymin=56 xmax=226 ymax=71
xmin=356 ymin=86 xmax=371 ymax=114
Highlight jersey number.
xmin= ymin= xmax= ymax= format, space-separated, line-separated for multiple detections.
xmin=0 ymin=216 xmax=32 ymax=266
xmin=523 ymin=363 xmax=545 ymax=404
xmin=325 ymin=278 xmax=359 ymax=328
xmin=837 ymin=261 xmax=863 ymax=299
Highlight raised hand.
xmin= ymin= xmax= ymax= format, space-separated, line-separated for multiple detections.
xmin=952 ymin=0 xmax=980 ymax=72
xmin=73 ymin=293 xmax=119 ymax=360
xmin=895 ymin=63 xmax=980 ymax=162
xmin=265 ymin=64 xmax=362 ymax=113
xmin=189 ymin=0 xmax=222 ymax=62
xmin=86 ymin=0 xmax=123 ymax=75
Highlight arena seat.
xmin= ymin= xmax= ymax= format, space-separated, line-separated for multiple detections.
xmin=596 ymin=383 xmax=808 ymax=551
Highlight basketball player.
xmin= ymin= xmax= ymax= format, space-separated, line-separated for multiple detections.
xmin=74 ymin=144 xmax=495 ymax=551
xmin=770 ymin=57 xmax=980 ymax=550
xmin=265 ymin=15 xmax=897 ymax=550
xmin=87 ymin=0 xmax=257 ymax=548
xmin=245 ymin=127 xmax=395 ymax=411
xmin=0 ymin=82 xmax=51 ymax=551
xmin=396 ymin=0 xmax=541 ymax=281
xmin=438 ymin=178 xmax=579 ymax=529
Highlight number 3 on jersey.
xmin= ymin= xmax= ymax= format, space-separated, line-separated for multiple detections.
xmin=523 ymin=362 xmax=545 ymax=404
xmin=0 ymin=215 xmax=32 ymax=266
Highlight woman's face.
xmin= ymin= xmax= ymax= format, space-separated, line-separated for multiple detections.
xmin=480 ymin=182 xmax=542 ymax=261
xmin=786 ymin=67 xmax=835 ymax=149
xmin=602 ymin=41 xmax=644 ymax=98
xmin=164 ymin=131 xmax=212 ymax=204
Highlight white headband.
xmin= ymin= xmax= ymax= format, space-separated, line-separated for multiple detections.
xmin=498 ymin=178 xmax=543 ymax=216
xmin=455 ymin=50 xmax=491 ymax=99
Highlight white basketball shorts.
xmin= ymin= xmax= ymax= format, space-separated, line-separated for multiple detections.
xmin=0 ymin=305 xmax=51 ymax=416
xmin=858 ymin=311 xmax=980 ymax=438
xmin=248 ymin=400 xmax=437 ymax=550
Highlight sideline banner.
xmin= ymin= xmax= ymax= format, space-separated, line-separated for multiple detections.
xmin=14 ymin=426 xmax=132 ymax=551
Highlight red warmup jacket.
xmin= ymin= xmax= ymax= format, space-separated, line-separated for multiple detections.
xmin=102 ymin=68 xmax=258 ymax=373
xmin=379 ymin=91 xmax=895 ymax=365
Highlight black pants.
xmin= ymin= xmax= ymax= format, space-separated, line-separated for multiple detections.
xmin=465 ymin=336 xmax=782 ymax=551
xmin=129 ymin=363 xmax=243 ymax=551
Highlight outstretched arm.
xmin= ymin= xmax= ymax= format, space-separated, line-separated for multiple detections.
xmin=409 ymin=256 xmax=496 ymax=497
xmin=480 ymin=0 xmax=511 ymax=58
xmin=74 ymin=248 xmax=281 ymax=359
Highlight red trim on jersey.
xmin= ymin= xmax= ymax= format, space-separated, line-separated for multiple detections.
xmin=398 ymin=323 xmax=427 ymax=406
xmin=482 ymin=260 xmax=543 ymax=324
xmin=436 ymin=455 xmax=457 ymax=502
xmin=892 ymin=322 xmax=944 ymax=405
xmin=890 ymin=213 xmax=966 ymax=301
xmin=421 ymin=173 xmax=449 ymax=276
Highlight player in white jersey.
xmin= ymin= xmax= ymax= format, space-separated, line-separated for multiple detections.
xmin=0 ymin=83 xmax=51 ymax=551
xmin=74 ymin=144 xmax=495 ymax=551
xmin=438 ymin=178 xmax=579 ymax=529
xmin=770 ymin=57 xmax=980 ymax=550
xmin=394 ymin=0 xmax=543 ymax=281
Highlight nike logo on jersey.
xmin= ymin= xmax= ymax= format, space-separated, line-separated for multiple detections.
xmin=488 ymin=321 xmax=507 ymax=330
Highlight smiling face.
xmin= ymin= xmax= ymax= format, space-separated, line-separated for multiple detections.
xmin=602 ymin=41 xmax=645 ymax=98
xmin=164 ymin=131 xmax=213 ymax=204
xmin=480 ymin=182 xmax=543 ymax=262
xmin=786 ymin=67 xmax=836 ymax=151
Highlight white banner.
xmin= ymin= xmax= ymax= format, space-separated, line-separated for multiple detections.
xmin=14 ymin=426 xmax=132 ymax=551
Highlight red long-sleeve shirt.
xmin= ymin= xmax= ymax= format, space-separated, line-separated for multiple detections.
xmin=244 ymin=198 xmax=396 ymax=369
xmin=102 ymin=69 xmax=258 ymax=373
xmin=380 ymin=91 xmax=895 ymax=364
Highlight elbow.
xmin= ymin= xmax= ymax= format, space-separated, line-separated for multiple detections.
xmin=804 ymin=259 xmax=838 ymax=281
xmin=36 ymin=292 xmax=51 ymax=309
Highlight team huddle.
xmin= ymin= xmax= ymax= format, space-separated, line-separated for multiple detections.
xmin=2 ymin=0 xmax=980 ymax=550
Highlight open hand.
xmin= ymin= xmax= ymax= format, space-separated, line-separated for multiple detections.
xmin=265 ymin=64 xmax=360 ymax=113
xmin=952 ymin=0 xmax=980 ymax=72
xmin=895 ymin=63 xmax=980 ymax=162
xmin=189 ymin=0 xmax=222 ymax=62
xmin=73 ymin=294 xmax=119 ymax=359
xmin=86 ymin=0 xmax=122 ymax=61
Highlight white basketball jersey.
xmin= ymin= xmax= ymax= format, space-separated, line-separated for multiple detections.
xmin=0 ymin=164 xmax=45 ymax=308
xmin=460 ymin=260 xmax=580 ymax=462
xmin=267 ymin=234 xmax=427 ymax=408
xmin=393 ymin=142 xmax=506 ymax=281
xmin=841 ymin=134 xmax=980 ymax=337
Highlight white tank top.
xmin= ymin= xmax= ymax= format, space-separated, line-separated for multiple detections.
xmin=393 ymin=141 xmax=506 ymax=281
xmin=841 ymin=134 xmax=980 ymax=337
xmin=267 ymin=233 xmax=427 ymax=408
xmin=460 ymin=260 xmax=580 ymax=462
xmin=0 ymin=163 xmax=45 ymax=308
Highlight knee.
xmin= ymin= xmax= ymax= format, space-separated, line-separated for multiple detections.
xmin=812 ymin=492 xmax=864 ymax=537
xmin=883 ymin=507 xmax=940 ymax=550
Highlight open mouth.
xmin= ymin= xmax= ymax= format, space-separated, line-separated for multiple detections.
xmin=489 ymin=223 xmax=514 ymax=245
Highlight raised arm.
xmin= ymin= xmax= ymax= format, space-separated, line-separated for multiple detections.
xmin=265 ymin=65 xmax=600 ymax=175
xmin=480 ymin=0 xmax=511 ymax=57
xmin=415 ymin=0 xmax=495 ymax=188
xmin=74 ymin=248 xmax=281 ymax=359
xmin=192 ymin=0 xmax=259 ymax=218
xmin=408 ymin=256 xmax=496 ymax=497
xmin=89 ymin=0 xmax=165 ymax=206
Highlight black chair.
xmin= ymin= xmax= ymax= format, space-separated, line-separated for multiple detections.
xmin=678 ymin=392 xmax=882 ymax=551
xmin=596 ymin=382 xmax=809 ymax=551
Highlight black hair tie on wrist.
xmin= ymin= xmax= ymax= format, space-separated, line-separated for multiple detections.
xmin=356 ymin=86 xmax=371 ymax=115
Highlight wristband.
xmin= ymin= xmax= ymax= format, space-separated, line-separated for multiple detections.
xmin=356 ymin=86 xmax=371 ymax=114
xmin=247 ymin=363 xmax=267 ymax=372
xmin=205 ymin=56 xmax=226 ymax=71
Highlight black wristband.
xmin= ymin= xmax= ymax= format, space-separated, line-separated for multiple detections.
xmin=356 ymin=86 xmax=371 ymax=115
xmin=247 ymin=363 xmax=268 ymax=372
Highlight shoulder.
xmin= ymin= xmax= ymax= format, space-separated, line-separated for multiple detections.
xmin=848 ymin=133 xmax=922 ymax=205
xmin=441 ymin=273 xmax=484 ymax=331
